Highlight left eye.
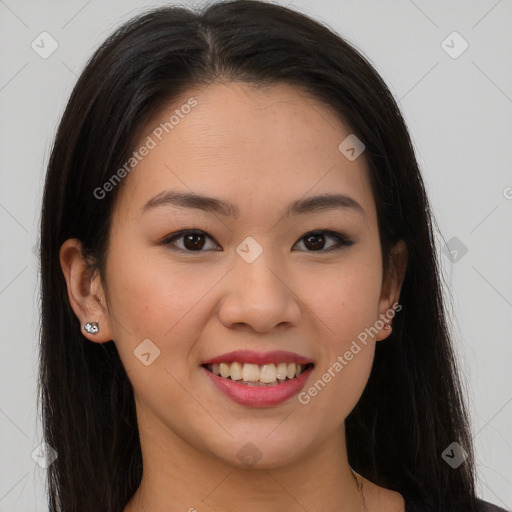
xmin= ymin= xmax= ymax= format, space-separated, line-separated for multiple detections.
xmin=294 ymin=230 xmax=354 ymax=252
xmin=162 ymin=229 xmax=354 ymax=253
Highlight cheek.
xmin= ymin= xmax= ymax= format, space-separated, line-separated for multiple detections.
xmin=105 ymin=251 xmax=207 ymax=411
xmin=105 ymin=240 xmax=210 ymax=334
xmin=304 ymin=257 xmax=383 ymax=343
xmin=296 ymin=256 xmax=381 ymax=413
xmin=104 ymin=242 xmax=225 ymax=379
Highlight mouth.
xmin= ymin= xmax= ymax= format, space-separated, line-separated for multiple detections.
xmin=202 ymin=362 xmax=315 ymax=387
xmin=200 ymin=350 xmax=315 ymax=406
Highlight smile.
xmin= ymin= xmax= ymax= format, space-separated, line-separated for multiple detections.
xmin=203 ymin=362 xmax=314 ymax=386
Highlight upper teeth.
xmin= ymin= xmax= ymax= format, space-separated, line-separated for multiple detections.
xmin=210 ymin=362 xmax=306 ymax=383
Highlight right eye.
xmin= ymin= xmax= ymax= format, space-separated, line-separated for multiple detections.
xmin=162 ymin=229 xmax=221 ymax=252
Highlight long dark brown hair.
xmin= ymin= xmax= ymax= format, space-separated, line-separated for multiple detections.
xmin=39 ymin=1 xmax=479 ymax=511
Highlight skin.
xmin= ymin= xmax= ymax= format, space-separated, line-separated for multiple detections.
xmin=60 ymin=82 xmax=408 ymax=512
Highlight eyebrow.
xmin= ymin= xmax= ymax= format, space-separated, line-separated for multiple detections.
xmin=140 ymin=190 xmax=367 ymax=220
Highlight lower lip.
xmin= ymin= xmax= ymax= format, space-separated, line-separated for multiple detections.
xmin=202 ymin=366 xmax=313 ymax=407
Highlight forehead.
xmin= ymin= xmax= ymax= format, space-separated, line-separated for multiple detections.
xmin=113 ymin=81 xmax=376 ymax=226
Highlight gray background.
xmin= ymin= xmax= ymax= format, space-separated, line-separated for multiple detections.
xmin=0 ymin=0 xmax=511 ymax=510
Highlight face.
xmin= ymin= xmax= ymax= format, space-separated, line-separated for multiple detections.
xmin=71 ymin=82 xmax=405 ymax=469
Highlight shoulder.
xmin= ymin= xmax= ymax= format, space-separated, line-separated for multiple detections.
xmin=473 ymin=498 xmax=510 ymax=512
xmin=405 ymin=497 xmax=510 ymax=512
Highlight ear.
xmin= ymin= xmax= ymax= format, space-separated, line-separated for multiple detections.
xmin=376 ymin=239 xmax=408 ymax=341
xmin=59 ymin=238 xmax=114 ymax=343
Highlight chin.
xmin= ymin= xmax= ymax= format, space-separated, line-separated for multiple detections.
xmin=204 ymin=433 xmax=314 ymax=470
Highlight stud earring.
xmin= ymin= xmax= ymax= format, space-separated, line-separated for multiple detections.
xmin=83 ymin=322 xmax=99 ymax=334
xmin=384 ymin=323 xmax=392 ymax=330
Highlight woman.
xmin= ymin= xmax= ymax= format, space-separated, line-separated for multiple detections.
xmin=38 ymin=1 xmax=508 ymax=511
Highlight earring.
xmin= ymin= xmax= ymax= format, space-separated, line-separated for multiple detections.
xmin=384 ymin=322 xmax=392 ymax=330
xmin=83 ymin=322 xmax=99 ymax=334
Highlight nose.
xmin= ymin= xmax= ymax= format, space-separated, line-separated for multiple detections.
xmin=218 ymin=249 xmax=301 ymax=333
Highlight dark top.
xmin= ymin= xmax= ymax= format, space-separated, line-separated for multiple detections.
xmin=404 ymin=496 xmax=510 ymax=511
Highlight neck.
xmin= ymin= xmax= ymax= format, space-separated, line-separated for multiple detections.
xmin=125 ymin=413 xmax=365 ymax=512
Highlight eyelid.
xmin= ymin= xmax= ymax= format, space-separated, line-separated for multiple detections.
xmin=295 ymin=230 xmax=355 ymax=251
xmin=161 ymin=229 xmax=221 ymax=252
xmin=161 ymin=228 xmax=355 ymax=253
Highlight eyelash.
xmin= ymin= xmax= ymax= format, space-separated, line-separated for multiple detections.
xmin=161 ymin=229 xmax=355 ymax=254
